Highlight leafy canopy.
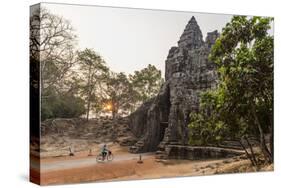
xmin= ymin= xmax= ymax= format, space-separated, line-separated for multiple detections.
xmin=189 ymin=16 xmax=273 ymax=147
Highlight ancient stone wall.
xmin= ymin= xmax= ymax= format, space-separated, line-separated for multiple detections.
xmin=129 ymin=16 xmax=219 ymax=154
xmin=157 ymin=146 xmax=245 ymax=160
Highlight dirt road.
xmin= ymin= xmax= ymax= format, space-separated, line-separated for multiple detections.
xmin=30 ymin=153 xmax=258 ymax=186
xmin=31 ymin=153 xmax=153 ymax=172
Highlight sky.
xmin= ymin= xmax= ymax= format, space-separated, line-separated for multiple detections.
xmin=42 ymin=3 xmax=233 ymax=77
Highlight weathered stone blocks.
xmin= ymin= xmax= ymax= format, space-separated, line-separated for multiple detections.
xmin=129 ymin=16 xmax=219 ymax=155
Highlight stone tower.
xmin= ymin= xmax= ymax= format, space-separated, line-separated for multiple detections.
xmin=129 ymin=16 xmax=219 ymax=156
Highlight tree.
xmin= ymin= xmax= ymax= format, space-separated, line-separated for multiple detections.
xmin=104 ymin=72 xmax=136 ymax=118
xmin=129 ymin=64 xmax=164 ymax=104
xmin=189 ymin=16 xmax=273 ymax=164
xmin=30 ymin=7 xmax=87 ymax=121
xmin=41 ymin=89 xmax=86 ymax=120
xmin=77 ymin=49 xmax=109 ymax=121
xmin=30 ymin=7 xmax=77 ymax=96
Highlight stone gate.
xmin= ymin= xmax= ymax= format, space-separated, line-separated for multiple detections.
xmin=129 ymin=16 xmax=219 ymax=158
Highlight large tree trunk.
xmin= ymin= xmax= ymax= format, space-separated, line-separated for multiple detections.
xmin=111 ymin=97 xmax=118 ymax=119
xmin=251 ymin=104 xmax=272 ymax=163
xmin=269 ymin=113 xmax=274 ymax=162
xmin=111 ymin=105 xmax=118 ymax=119
xmin=86 ymin=65 xmax=93 ymax=121
xmin=245 ymin=137 xmax=258 ymax=167
xmin=112 ymin=110 xmax=116 ymax=119
xmin=86 ymin=98 xmax=91 ymax=121
xmin=40 ymin=61 xmax=46 ymax=97
xmin=239 ymin=139 xmax=257 ymax=169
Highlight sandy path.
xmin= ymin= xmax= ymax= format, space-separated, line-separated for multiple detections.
xmin=31 ymin=153 xmax=153 ymax=172
xmin=30 ymin=154 xmax=260 ymax=185
xmin=30 ymin=143 xmax=260 ymax=185
xmin=32 ymin=157 xmax=234 ymax=185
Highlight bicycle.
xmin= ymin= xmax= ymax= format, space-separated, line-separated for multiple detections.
xmin=96 ymin=150 xmax=114 ymax=162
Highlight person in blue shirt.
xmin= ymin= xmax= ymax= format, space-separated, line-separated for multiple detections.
xmin=101 ymin=144 xmax=108 ymax=160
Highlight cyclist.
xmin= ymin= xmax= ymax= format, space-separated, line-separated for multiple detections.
xmin=101 ymin=144 xmax=108 ymax=160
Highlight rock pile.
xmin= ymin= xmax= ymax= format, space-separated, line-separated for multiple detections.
xmin=38 ymin=117 xmax=137 ymax=157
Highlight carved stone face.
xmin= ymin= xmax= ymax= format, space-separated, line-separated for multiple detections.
xmin=130 ymin=16 xmax=219 ymax=154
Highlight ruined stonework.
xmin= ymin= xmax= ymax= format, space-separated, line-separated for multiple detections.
xmin=129 ymin=16 xmax=219 ymax=156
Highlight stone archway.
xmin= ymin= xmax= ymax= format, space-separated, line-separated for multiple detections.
xmin=129 ymin=82 xmax=171 ymax=153
xmin=129 ymin=16 xmax=219 ymax=156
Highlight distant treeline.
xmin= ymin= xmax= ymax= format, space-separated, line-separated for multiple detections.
xmin=30 ymin=7 xmax=163 ymax=121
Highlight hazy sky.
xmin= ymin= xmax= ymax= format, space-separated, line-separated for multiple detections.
xmin=43 ymin=3 xmax=233 ymax=77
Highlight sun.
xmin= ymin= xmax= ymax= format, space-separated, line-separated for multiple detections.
xmin=105 ymin=102 xmax=113 ymax=111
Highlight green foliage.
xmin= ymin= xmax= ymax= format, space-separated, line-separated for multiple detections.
xmin=189 ymin=16 xmax=273 ymax=158
xmin=35 ymin=8 xmax=164 ymax=120
xmin=77 ymin=48 xmax=109 ymax=120
xmin=104 ymin=72 xmax=136 ymax=117
xmin=41 ymin=90 xmax=86 ymax=121
xmin=129 ymin=64 xmax=164 ymax=103
xmin=103 ymin=64 xmax=164 ymax=118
